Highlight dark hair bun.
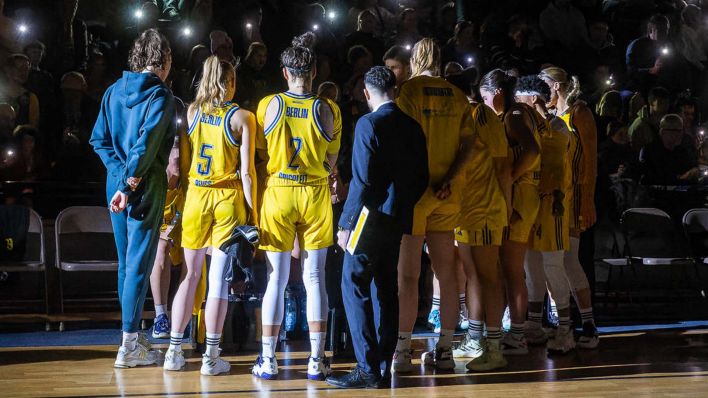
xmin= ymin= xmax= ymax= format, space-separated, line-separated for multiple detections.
xmin=292 ymin=32 xmax=316 ymax=49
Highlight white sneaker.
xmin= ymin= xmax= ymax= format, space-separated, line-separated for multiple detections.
xmin=547 ymin=326 xmax=576 ymax=354
xmin=163 ymin=348 xmax=185 ymax=371
xmin=201 ymin=354 xmax=230 ymax=376
xmin=501 ymin=333 xmax=529 ymax=355
xmin=466 ymin=339 xmax=507 ymax=371
xmin=452 ymin=334 xmax=484 ymax=358
xmin=307 ymin=356 xmax=332 ymax=380
xmin=114 ymin=344 xmax=158 ymax=368
xmin=524 ymin=322 xmax=548 ymax=345
xmin=421 ymin=347 xmax=455 ymax=370
xmin=391 ymin=349 xmax=413 ymax=373
xmin=252 ymin=355 xmax=278 ymax=379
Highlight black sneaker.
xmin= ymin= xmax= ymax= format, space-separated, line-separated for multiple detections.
xmin=325 ymin=367 xmax=380 ymax=389
xmin=577 ymin=321 xmax=599 ymax=349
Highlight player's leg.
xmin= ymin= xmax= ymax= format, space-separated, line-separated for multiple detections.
xmin=543 ymin=250 xmax=574 ymax=353
xmin=393 ymin=233 xmax=425 ymax=373
xmin=565 ymin=236 xmax=598 ymax=348
xmin=150 ymin=239 xmax=172 ymax=338
xmin=454 ymin=241 xmax=484 ymax=359
xmin=501 ymin=237 xmax=530 ymax=355
xmin=524 ymin=249 xmax=548 ymax=345
xmin=422 ymin=230 xmax=457 ymax=369
xmin=428 ymin=273 xmax=442 ymax=333
xmin=467 ymin=243 xmax=507 ymax=371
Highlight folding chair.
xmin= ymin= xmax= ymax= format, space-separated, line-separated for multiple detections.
xmin=0 ymin=206 xmax=47 ymax=320
xmin=618 ymin=208 xmax=695 ymax=303
xmin=55 ymin=206 xmax=118 ymax=328
xmin=682 ymin=208 xmax=708 ymax=294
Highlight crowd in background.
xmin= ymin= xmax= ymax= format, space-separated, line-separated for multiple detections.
xmin=0 ymin=0 xmax=707 ymax=218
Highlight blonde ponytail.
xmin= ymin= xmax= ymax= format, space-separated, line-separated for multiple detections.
xmin=193 ymin=55 xmax=235 ymax=114
xmin=410 ymin=38 xmax=440 ymax=77
xmin=566 ymin=75 xmax=582 ymax=106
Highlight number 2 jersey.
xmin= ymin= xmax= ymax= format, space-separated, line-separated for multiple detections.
xmin=185 ymin=102 xmax=242 ymax=187
xmin=255 ymin=92 xmax=341 ymax=186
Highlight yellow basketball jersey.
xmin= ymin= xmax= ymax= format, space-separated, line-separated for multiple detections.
xmin=559 ymin=110 xmax=582 ymax=185
xmin=186 ymin=102 xmax=242 ymax=187
xmin=506 ymin=104 xmax=542 ymax=186
xmin=396 ymin=75 xmax=475 ymax=185
xmin=539 ymin=117 xmax=570 ymax=194
xmin=256 ymin=92 xmax=341 ymax=186
xmin=459 ymin=103 xmax=508 ymax=230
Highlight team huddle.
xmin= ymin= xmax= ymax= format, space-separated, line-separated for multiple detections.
xmin=97 ymin=29 xmax=599 ymax=379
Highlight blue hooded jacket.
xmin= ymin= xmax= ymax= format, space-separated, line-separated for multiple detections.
xmin=90 ymin=71 xmax=176 ymax=195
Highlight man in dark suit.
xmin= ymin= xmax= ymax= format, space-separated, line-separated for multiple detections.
xmin=325 ymin=66 xmax=428 ymax=388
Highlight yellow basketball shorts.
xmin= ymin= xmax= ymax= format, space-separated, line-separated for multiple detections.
xmin=455 ymin=223 xmax=502 ymax=246
xmin=505 ymin=183 xmax=540 ymax=243
xmin=181 ymin=186 xmax=247 ymax=250
xmin=259 ymin=184 xmax=333 ymax=252
xmin=530 ymin=194 xmax=569 ymax=252
xmin=411 ymin=188 xmax=460 ymax=235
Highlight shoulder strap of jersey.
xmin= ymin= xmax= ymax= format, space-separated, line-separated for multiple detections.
xmin=263 ymin=94 xmax=285 ymax=137
xmin=312 ymin=97 xmax=333 ymax=142
xmin=223 ymin=103 xmax=241 ymax=146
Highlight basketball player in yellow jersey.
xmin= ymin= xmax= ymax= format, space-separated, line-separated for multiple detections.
xmin=452 ymin=101 xmax=511 ymax=372
xmin=164 ymin=56 xmax=256 ymax=376
xmin=252 ymin=32 xmax=340 ymax=381
xmin=515 ymin=75 xmax=576 ymax=354
xmin=479 ymin=69 xmax=540 ymax=356
xmin=540 ymin=66 xmax=599 ymax=349
xmin=393 ymin=38 xmax=477 ymax=372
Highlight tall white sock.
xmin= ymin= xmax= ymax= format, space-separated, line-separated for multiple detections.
xmin=122 ymin=332 xmax=138 ymax=350
xmin=206 ymin=332 xmax=221 ymax=358
xmin=155 ymin=304 xmax=166 ymax=318
xmin=309 ymin=332 xmax=326 ymax=358
xmin=262 ymin=335 xmax=277 ymax=358
xmin=169 ymin=331 xmax=183 ymax=352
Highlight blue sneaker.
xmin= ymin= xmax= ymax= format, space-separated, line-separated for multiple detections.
xmin=152 ymin=314 xmax=170 ymax=339
xmin=427 ymin=309 xmax=441 ymax=333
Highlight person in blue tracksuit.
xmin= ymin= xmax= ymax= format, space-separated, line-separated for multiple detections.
xmin=90 ymin=29 xmax=176 ymax=368
xmin=326 ymin=66 xmax=428 ymax=388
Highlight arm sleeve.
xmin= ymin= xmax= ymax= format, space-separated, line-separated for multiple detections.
xmin=339 ymin=117 xmax=376 ymax=230
xmin=90 ymin=88 xmax=124 ymax=180
xmin=120 ymin=90 xmax=175 ymax=193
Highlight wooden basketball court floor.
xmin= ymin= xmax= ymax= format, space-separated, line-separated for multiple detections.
xmin=2 ymin=328 xmax=708 ymax=397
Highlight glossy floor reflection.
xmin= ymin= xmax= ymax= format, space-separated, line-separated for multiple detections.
xmin=2 ymin=328 xmax=708 ymax=397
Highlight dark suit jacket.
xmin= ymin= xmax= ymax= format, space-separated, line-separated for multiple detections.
xmin=339 ymin=102 xmax=428 ymax=235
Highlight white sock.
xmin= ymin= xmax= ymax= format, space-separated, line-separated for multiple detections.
xmin=155 ymin=305 xmax=166 ymax=318
xmin=458 ymin=293 xmax=466 ymax=311
xmin=122 ymin=332 xmax=138 ymax=350
xmin=309 ymin=332 xmax=326 ymax=358
xmin=437 ymin=329 xmax=454 ymax=350
xmin=169 ymin=331 xmax=183 ymax=352
xmin=206 ymin=332 xmax=221 ymax=358
xmin=262 ymin=335 xmax=277 ymax=358
xmin=395 ymin=332 xmax=412 ymax=352
xmin=431 ymin=295 xmax=441 ymax=311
